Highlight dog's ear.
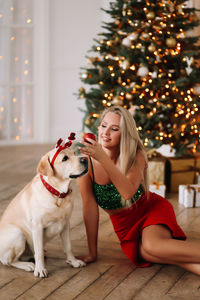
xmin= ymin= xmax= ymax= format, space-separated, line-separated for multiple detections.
xmin=37 ymin=154 xmax=54 ymax=177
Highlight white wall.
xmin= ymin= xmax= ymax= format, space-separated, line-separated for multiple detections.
xmin=49 ymin=0 xmax=103 ymax=141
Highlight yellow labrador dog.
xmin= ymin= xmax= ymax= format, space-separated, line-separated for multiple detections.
xmin=0 ymin=133 xmax=88 ymax=277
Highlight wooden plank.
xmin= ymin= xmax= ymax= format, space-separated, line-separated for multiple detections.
xmin=45 ymin=263 xmax=111 ymax=300
xmin=0 ymin=266 xmax=18 ymax=289
xmin=17 ymin=267 xmax=81 ymax=300
xmin=167 ymin=271 xmax=200 ymax=299
xmin=73 ymin=262 xmax=135 ymax=300
xmin=0 ymin=272 xmax=40 ymax=300
xmin=104 ymin=264 xmax=162 ymax=300
xmin=133 ymin=265 xmax=185 ymax=300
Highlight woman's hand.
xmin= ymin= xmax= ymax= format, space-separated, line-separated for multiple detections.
xmin=76 ymin=254 xmax=97 ymax=264
xmin=79 ymin=138 xmax=107 ymax=162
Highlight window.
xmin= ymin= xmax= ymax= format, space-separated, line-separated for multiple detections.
xmin=0 ymin=0 xmax=34 ymax=142
xmin=0 ymin=0 xmax=50 ymax=144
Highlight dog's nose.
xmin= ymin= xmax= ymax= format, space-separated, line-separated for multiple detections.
xmin=80 ymin=157 xmax=88 ymax=166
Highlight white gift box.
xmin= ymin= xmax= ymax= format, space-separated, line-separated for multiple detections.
xmin=149 ymin=184 xmax=166 ymax=197
xmin=178 ymin=184 xmax=200 ymax=208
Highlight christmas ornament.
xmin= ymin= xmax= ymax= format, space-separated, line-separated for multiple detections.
xmin=114 ymin=19 xmax=121 ymax=26
xmin=137 ymin=65 xmax=149 ymax=77
xmin=185 ymin=57 xmax=193 ymax=75
xmin=141 ymin=32 xmax=149 ymax=40
xmin=122 ymin=37 xmax=131 ymax=47
xmin=193 ymin=85 xmax=200 ymax=95
xmin=127 ymin=9 xmax=132 ymax=16
xmin=81 ymin=72 xmax=88 ymax=79
xmin=130 ymin=82 xmax=136 ymax=88
xmin=177 ymin=4 xmax=183 ymax=14
xmin=125 ymin=93 xmax=133 ymax=101
xmin=153 ymin=25 xmax=162 ymax=32
xmin=85 ymin=117 xmax=92 ymax=126
xmin=128 ymin=32 xmax=138 ymax=41
xmin=117 ymin=77 xmax=122 ymax=84
xmin=122 ymin=4 xmax=127 ymax=16
xmin=79 ymin=87 xmax=86 ymax=98
xmin=119 ymin=59 xmax=130 ymax=70
xmin=128 ymin=105 xmax=138 ymax=116
xmin=152 ymin=71 xmax=158 ymax=78
xmin=166 ymin=37 xmax=176 ymax=48
xmin=146 ymin=11 xmax=155 ymax=20
xmin=88 ymin=57 xmax=100 ymax=65
xmin=112 ymin=96 xmax=123 ymax=105
xmin=148 ymin=43 xmax=156 ymax=52
xmin=83 ymin=133 xmax=96 ymax=143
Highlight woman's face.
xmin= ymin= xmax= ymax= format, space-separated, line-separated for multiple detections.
xmin=98 ymin=112 xmax=121 ymax=149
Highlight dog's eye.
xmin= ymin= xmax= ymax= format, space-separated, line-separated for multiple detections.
xmin=62 ymin=155 xmax=69 ymax=162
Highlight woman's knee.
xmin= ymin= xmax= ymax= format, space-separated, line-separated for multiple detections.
xmin=141 ymin=225 xmax=172 ymax=257
xmin=141 ymin=237 xmax=159 ymax=257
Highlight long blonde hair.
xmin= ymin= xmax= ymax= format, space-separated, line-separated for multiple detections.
xmin=98 ymin=106 xmax=149 ymax=193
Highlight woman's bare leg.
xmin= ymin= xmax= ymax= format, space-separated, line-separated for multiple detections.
xmin=140 ymin=225 xmax=200 ymax=275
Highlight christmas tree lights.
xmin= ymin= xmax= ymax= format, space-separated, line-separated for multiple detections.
xmin=78 ymin=0 xmax=200 ymax=157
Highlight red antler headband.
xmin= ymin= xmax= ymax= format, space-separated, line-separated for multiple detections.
xmin=50 ymin=132 xmax=76 ymax=166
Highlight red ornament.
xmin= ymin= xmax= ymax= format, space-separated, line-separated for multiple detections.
xmin=84 ymin=133 xmax=96 ymax=143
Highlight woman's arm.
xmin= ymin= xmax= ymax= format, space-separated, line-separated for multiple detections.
xmin=77 ymin=169 xmax=99 ymax=263
xmin=80 ymin=140 xmax=146 ymax=200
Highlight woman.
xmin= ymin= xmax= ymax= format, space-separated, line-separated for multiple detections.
xmin=77 ymin=106 xmax=200 ymax=275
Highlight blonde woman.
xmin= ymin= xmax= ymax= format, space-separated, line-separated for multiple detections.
xmin=78 ymin=106 xmax=200 ymax=275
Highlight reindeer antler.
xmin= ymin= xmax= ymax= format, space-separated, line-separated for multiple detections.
xmin=51 ymin=132 xmax=76 ymax=166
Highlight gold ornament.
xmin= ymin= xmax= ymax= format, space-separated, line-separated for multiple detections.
xmin=166 ymin=37 xmax=176 ymax=48
xmin=79 ymin=87 xmax=85 ymax=98
xmin=141 ymin=32 xmax=149 ymax=40
xmin=127 ymin=9 xmax=132 ymax=16
xmin=153 ymin=25 xmax=162 ymax=32
xmin=119 ymin=59 xmax=130 ymax=70
xmin=85 ymin=117 xmax=92 ymax=126
xmin=114 ymin=19 xmax=120 ymax=26
xmin=148 ymin=43 xmax=156 ymax=52
xmin=125 ymin=93 xmax=133 ymax=101
xmin=112 ymin=96 xmax=123 ymax=106
xmin=193 ymin=85 xmax=200 ymax=95
xmin=88 ymin=57 xmax=99 ymax=65
xmin=146 ymin=11 xmax=155 ymax=20
xmin=117 ymin=77 xmax=122 ymax=84
xmin=177 ymin=5 xmax=183 ymax=14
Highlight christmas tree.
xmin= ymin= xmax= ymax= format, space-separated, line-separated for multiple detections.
xmin=77 ymin=0 xmax=200 ymax=157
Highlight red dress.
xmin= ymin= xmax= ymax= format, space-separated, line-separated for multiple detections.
xmin=109 ymin=192 xmax=186 ymax=267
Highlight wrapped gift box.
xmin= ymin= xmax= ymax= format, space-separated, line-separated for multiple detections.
xmin=148 ymin=150 xmax=167 ymax=186
xmin=148 ymin=160 xmax=165 ymax=185
xmin=149 ymin=184 xmax=166 ymax=197
xmin=167 ymin=156 xmax=200 ymax=192
xmin=178 ymin=184 xmax=200 ymax=208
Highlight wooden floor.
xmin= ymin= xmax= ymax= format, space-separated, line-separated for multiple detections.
xmin=0 ymin=144 xmax=200 ymax=300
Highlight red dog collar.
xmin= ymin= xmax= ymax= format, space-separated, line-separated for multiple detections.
xmin=40 ymin=175 xmax=71 ymax=198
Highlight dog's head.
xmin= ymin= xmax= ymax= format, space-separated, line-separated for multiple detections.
xmin=37 ymin=147 xmax=88 ymax=180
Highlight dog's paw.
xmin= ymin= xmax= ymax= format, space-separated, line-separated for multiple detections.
xmin=66 ymin=258 xmax=86 ymax=268
xmin=34 ymin=267 xmax=48 ymax=278
xmin=24 ymin=262 xmax=35 ymax=272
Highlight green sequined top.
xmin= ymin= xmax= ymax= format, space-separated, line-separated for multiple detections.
xmin=89 ymin=157 xmax=144 ymax=210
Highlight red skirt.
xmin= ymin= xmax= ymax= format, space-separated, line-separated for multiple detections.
xmin=110 ymin=192 xmax=186 ymax=267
